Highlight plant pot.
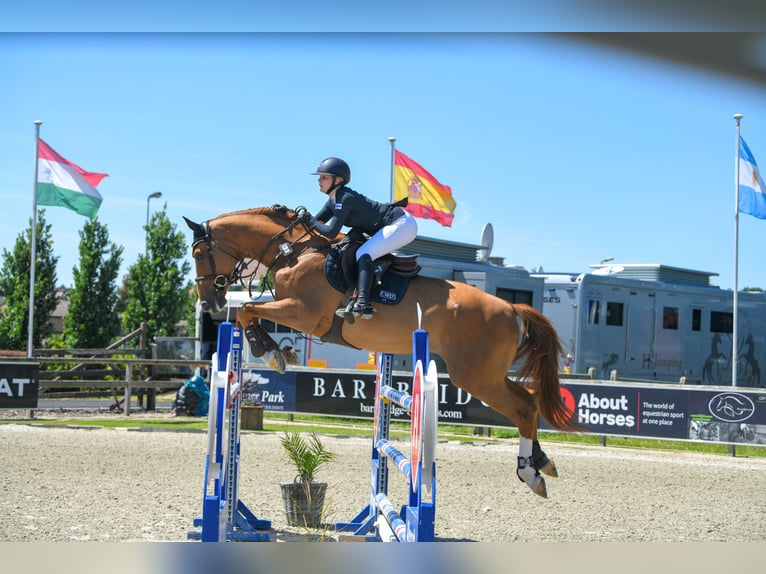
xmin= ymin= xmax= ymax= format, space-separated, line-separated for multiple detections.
xmin=240 ymin=405 xmax=264 ymax=430
xmin=280 ymin=481 xmax=328 ymax=528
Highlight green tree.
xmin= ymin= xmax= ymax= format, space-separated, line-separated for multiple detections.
xmin=183 ymin=285 xmax=198 ymax=337
xmin=64 ymin=218 xmax=124 ymax=348
xmin=0 ymin=210 xmax=59 ymax=350
xmin=122 ymin=206 xmax=193 ymax=341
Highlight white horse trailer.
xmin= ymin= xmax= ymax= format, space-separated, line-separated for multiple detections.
xmin=535 ymin=264 xmax=766 ymax=387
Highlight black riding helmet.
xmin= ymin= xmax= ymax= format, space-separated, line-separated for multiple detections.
xmin=312 ymin=157 xmax=351 ymax=185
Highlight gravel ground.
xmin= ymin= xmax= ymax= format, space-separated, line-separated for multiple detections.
xmin=1 ymin=410 xmax=765 ymax=543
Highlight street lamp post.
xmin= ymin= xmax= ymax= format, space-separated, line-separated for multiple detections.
xmin=146 ymin=191 xmax=162 ymax=231
xmin=144 ymin=191 xmax=162 ymax=412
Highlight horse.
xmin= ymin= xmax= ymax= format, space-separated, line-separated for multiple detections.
xmin=185 ymin=205 xmax=578 ymax=497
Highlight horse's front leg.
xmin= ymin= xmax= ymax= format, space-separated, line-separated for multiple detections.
xmin=239 ymin=299 xmax=324 ymax=330
xmin=241 ymin=322 xmax=297 ymax=374
xmin=238 ymin=299 xmax=322 ymax=374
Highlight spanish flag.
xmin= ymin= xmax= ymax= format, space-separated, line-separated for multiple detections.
xmin=393 ymin=150 xmax=455 ymax=227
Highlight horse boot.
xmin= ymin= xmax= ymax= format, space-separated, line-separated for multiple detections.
xmin=245 ymin=323 xmax=287 ymax=374
xmin=351 ymin=254 xmax=375 ymax=320
xmin=532 ymin=439 xmax=558 ymax=478
xmin=244 ymin=324 xmax=269 ymax=358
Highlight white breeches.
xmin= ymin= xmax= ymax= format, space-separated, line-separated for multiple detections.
xmin=356 ymin=211 xmax=418 ymax=262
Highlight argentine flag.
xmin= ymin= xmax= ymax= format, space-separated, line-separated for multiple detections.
xmin=738 ymin=136 xmax=766 ymax=219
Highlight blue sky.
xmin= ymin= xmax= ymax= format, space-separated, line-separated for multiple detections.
xmin=1 ymin=28 xmax=765 ymax=291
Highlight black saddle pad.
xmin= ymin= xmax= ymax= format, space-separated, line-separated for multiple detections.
xmin=324 ymin=246 xmax=411 ymax=305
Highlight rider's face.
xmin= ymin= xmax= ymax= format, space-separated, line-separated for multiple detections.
xmin=318 ymin=174 xmax=337 ymax=194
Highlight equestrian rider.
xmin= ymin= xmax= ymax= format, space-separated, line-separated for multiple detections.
xmin=308 ymin=157 xmax=418 ymax=320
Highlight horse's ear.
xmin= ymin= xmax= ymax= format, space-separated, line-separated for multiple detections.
xmin=183 ymin=216 xmax=204 ymax=235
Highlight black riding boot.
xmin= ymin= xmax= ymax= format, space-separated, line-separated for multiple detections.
xmin=352 ymin=254 xmax=375 ymax=319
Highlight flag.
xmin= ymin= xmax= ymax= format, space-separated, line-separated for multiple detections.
xmin=37 ymin=139 xmax=108 ymax=218
xmin=393 ymin=150 xmax=456 ymax=227
xmin=738 ymin=136 xmax=766 ymax=219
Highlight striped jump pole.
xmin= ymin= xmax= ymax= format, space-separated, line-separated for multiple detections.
xmin=188 ymin=321 xmax=271 ymax=542
xmin=336 ymin=326 xmax=438 ymax=542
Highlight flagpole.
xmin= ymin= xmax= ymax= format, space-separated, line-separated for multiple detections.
xmin=388 ymin=136 xmax=396 ymax=203
xmin=28 ymin=120 xmax=42 ymax=358
xmin=733 ymin=113 xmax=743 ymax=387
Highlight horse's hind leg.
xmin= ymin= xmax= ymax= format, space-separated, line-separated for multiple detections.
xmin=477 ymin=376 xmax=552 ymax=497
xmin=533 ymin=438 xmax=558 ymax=478
xmin=517 ymin=436 xmax=548 ymax=498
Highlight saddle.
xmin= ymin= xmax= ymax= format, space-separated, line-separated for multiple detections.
xmin=321 ymin=229 xmax=420 ymax=345
xmin=324 ymin=229 xmax=420 ymax=300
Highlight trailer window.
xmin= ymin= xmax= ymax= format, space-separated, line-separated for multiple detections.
xmin=496 ymin=288 xmax=534 ymax=306
xmin=691 ymin=308 xmax=702 ymax=331
xmin=605 ymin=301 xmax=623 ymax=326
xmin=587 ymin=299 xmax=600 ymax=324
xmin=710 ymin=311 xmax=733 ymax=333
xmin=662 ymin=307 xmax=679 ymax=330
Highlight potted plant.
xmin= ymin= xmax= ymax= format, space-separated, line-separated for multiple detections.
xmin=240 ymin=377 xmax=265 ymax=430
xmin=279 ymin=430 xmax=338 ymax=528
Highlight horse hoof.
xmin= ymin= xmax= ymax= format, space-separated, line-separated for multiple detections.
xmin=282 ymin=346 xmax=299 ymax=366
xmin=540 ymin=458 xmax=559 ymax=478
xmin=518 ymin=463 xmax=548 ymax=497
xmin=267 ymin=350 xmax=286 ymax=374
xmin=529 ymin=475 xmax=548 ymax=498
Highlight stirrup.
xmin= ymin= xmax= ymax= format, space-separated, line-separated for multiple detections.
xmin=335 ymin=301 xmax=356 ymax=324
xmin=352 ymin=302 xmax=375 ymax=319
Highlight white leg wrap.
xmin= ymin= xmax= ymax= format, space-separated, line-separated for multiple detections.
xmin=519 ymin=437 xmax=533 ymax=458
xmin=516 ymin=437 xmax=536 ymax=483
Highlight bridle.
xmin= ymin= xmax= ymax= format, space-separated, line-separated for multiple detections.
xmin=191 ymin=205 xmax=319 ymax=297
xmin=191 ymin=220 xmax=248 ymax=291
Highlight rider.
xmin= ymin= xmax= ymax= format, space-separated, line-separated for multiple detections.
xmin=308 ymin=157 xmax=418 ymax=320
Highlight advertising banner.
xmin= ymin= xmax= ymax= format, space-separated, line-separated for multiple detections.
xmin=551 ymin=382 xmax=766 ymax=446
xmin=0 ymin=362 xmax=39 ymax=409
xmin=242 ymin=366 xmax=766 ymax=447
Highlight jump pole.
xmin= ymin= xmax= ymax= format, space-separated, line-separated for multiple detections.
xmin=188 ymin=321 xmax=272 ymax=541
xmin=336 ymin=325 xmax=438 ymax=542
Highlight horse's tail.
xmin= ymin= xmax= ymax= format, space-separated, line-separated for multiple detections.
xmin=510 ymin=304 xmax=581 ymax=432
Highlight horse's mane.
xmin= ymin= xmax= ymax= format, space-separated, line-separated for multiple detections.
xmin=210 ymin=205 xmax=343 ymax=246
xmin=214 ymin=205 xmax=299 ymax=223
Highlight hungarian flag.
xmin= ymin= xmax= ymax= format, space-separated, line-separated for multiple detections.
xmin=393 ymin=150 xmax=455 ymax=227
xmin=37 ymin=139 xmax=108 ymax=218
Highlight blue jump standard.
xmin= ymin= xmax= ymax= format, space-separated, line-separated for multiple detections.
xmin=335 ymin=328 xmax=437 ymax=542
xmin=188 ymin=322 xmax=272 ymax=542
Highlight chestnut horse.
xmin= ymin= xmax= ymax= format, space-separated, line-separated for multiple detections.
xmin=185 ymin=205 xmax=577 ymax=497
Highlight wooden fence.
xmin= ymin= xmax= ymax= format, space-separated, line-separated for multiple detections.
xmin=2 ymin=323 xmax=208 ymax=415
xmin=34 ymin=356 xmax=210 ymax=415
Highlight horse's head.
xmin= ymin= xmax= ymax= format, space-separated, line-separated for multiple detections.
xmin=184 ymin=216 xmax=231 ymax=314
xmin=184 ymin=205 xmax=319 ymax=314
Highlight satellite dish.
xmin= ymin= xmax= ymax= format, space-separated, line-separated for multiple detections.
xmin=478 ymin=223 xmax=494 ymax=262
